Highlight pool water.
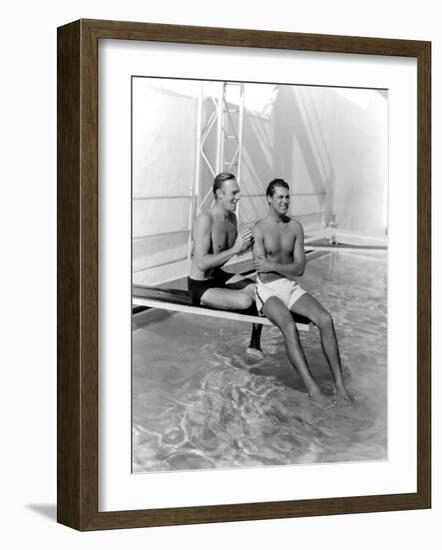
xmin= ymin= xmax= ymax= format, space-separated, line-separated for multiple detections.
xmin=132 ymin=251 xmax=387 ymax=472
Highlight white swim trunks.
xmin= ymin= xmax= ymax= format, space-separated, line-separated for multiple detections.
xmin=255 ymin=276 xmax=306 ymax=314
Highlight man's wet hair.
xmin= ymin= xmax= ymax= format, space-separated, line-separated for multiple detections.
xmin=213 ymin=172 xmax=236 ymax=198
xmin=266 ymin=178 xmax=290 ymax=198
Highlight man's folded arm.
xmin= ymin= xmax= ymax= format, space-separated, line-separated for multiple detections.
xmin=253 ymin=221 xmax=305 ymax=280
xmin=272 ymin=224 xmax=306 ymax=278
xmin=271 ymin=261 xmax=304 ymax=279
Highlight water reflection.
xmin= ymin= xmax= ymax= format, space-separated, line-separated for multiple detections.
xmin=133 ymin=251 xmax=387 ymax=472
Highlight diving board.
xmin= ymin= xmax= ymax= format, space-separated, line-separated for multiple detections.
xmin=306 ymin=241 xmax=387 ymax=252
xmin=132 ymin=285 xmax=312 ymax=331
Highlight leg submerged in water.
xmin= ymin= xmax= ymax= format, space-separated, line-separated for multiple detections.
xmin=222 ymin=279 xmax=264 ymax=357
xmin=246 ymin=323 xmax=264 ymax=358
xmin=263 ymin=296 xmax=336 ymax=410
xmin=291 ymin=293 xmax=353 ymax=404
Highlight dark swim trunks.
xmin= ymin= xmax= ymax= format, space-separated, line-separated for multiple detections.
xmin=187 ymin=270 xmax=231 ymax=306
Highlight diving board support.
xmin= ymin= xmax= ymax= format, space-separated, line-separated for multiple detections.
xmin=132 ymin=297 xmax=311 ymax=331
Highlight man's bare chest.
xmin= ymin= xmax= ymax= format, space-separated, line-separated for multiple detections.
xmin=264 ymin=225 xmax=296 ymax=255
xmin=211 ymin=219 xmax=236 ymax=252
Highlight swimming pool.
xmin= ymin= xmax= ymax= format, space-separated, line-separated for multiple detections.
xmin=132 ymin=250 xmax=387 ymax=472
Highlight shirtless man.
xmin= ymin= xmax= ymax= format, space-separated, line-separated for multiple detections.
xmin=188 ymin=172 xmax=262 ymax=354
xmin=253 ymin=178 xmax=352 ymax=408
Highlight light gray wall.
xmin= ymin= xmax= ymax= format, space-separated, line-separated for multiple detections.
xmin=271 ymin=86 xmax=387 ymax=235
xmin=132 ymin=80 xmax=388 ymax=279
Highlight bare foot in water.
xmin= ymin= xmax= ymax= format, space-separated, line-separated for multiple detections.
xmin=333 ymin=386 xmax=354 ymax=406
xmin=246 ymin=347 xmax=265 ymax=359
xmin=309 ymin=391 xmax=336 ymax=410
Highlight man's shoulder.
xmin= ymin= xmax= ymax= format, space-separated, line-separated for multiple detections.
xmin=195 ymin=210 xmax=214 ymax=227
xmin=288 ymin=216 xmax=304 ymax=233
xmin=253 ymin=218 xmax=270 ymax=234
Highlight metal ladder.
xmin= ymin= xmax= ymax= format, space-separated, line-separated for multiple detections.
xmin=196 ymin=82 xmax=245 ymax=213
xmin=217 ymin=81 xmax=245 ymax=178
xmin=187 ymin=82 xmax=245 ymax=258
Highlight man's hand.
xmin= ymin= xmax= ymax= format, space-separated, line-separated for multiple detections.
xmin=254 ymin=255 xmax=274 ymax=273
xmin=233 ymin=228 xmax=252 ymax=254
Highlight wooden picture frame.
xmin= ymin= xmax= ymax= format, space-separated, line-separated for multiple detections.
xmin=57 ymin=18 xmax=431 ymax=531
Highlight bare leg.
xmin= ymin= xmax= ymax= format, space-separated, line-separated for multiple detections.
xmin=228 ymin=279 xmax=263 ymax=355
xmin=291 ymin=293 xmax=352 ymax=402
xmin=201 ymin=287 xmax=253 ymax=310
xmin=200 ymin=285 xmax=263 ymax=355
xmin=263 ymin=296 xmax=335 ymax=409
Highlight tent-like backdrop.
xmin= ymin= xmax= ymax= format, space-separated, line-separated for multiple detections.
xmin=132 ymin=78 xmax=387 ymax=287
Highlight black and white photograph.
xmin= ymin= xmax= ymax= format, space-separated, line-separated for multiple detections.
xmin=131 ymin=77 xmax=388 ymax=473
xmin=2 ymin=0 xmax=435 ymax=544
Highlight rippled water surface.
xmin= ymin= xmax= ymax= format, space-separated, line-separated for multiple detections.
xmin=132 ymin=251 xmax=387 ymax=472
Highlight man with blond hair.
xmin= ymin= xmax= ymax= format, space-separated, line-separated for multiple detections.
xmin=188 ymin=172 xmax=262 ymax=354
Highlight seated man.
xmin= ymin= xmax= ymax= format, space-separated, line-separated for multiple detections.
xmin=253 ymin=178 xmax=352 ymax=409
xmin=188 ymin=172 xmax=262 ymax=354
